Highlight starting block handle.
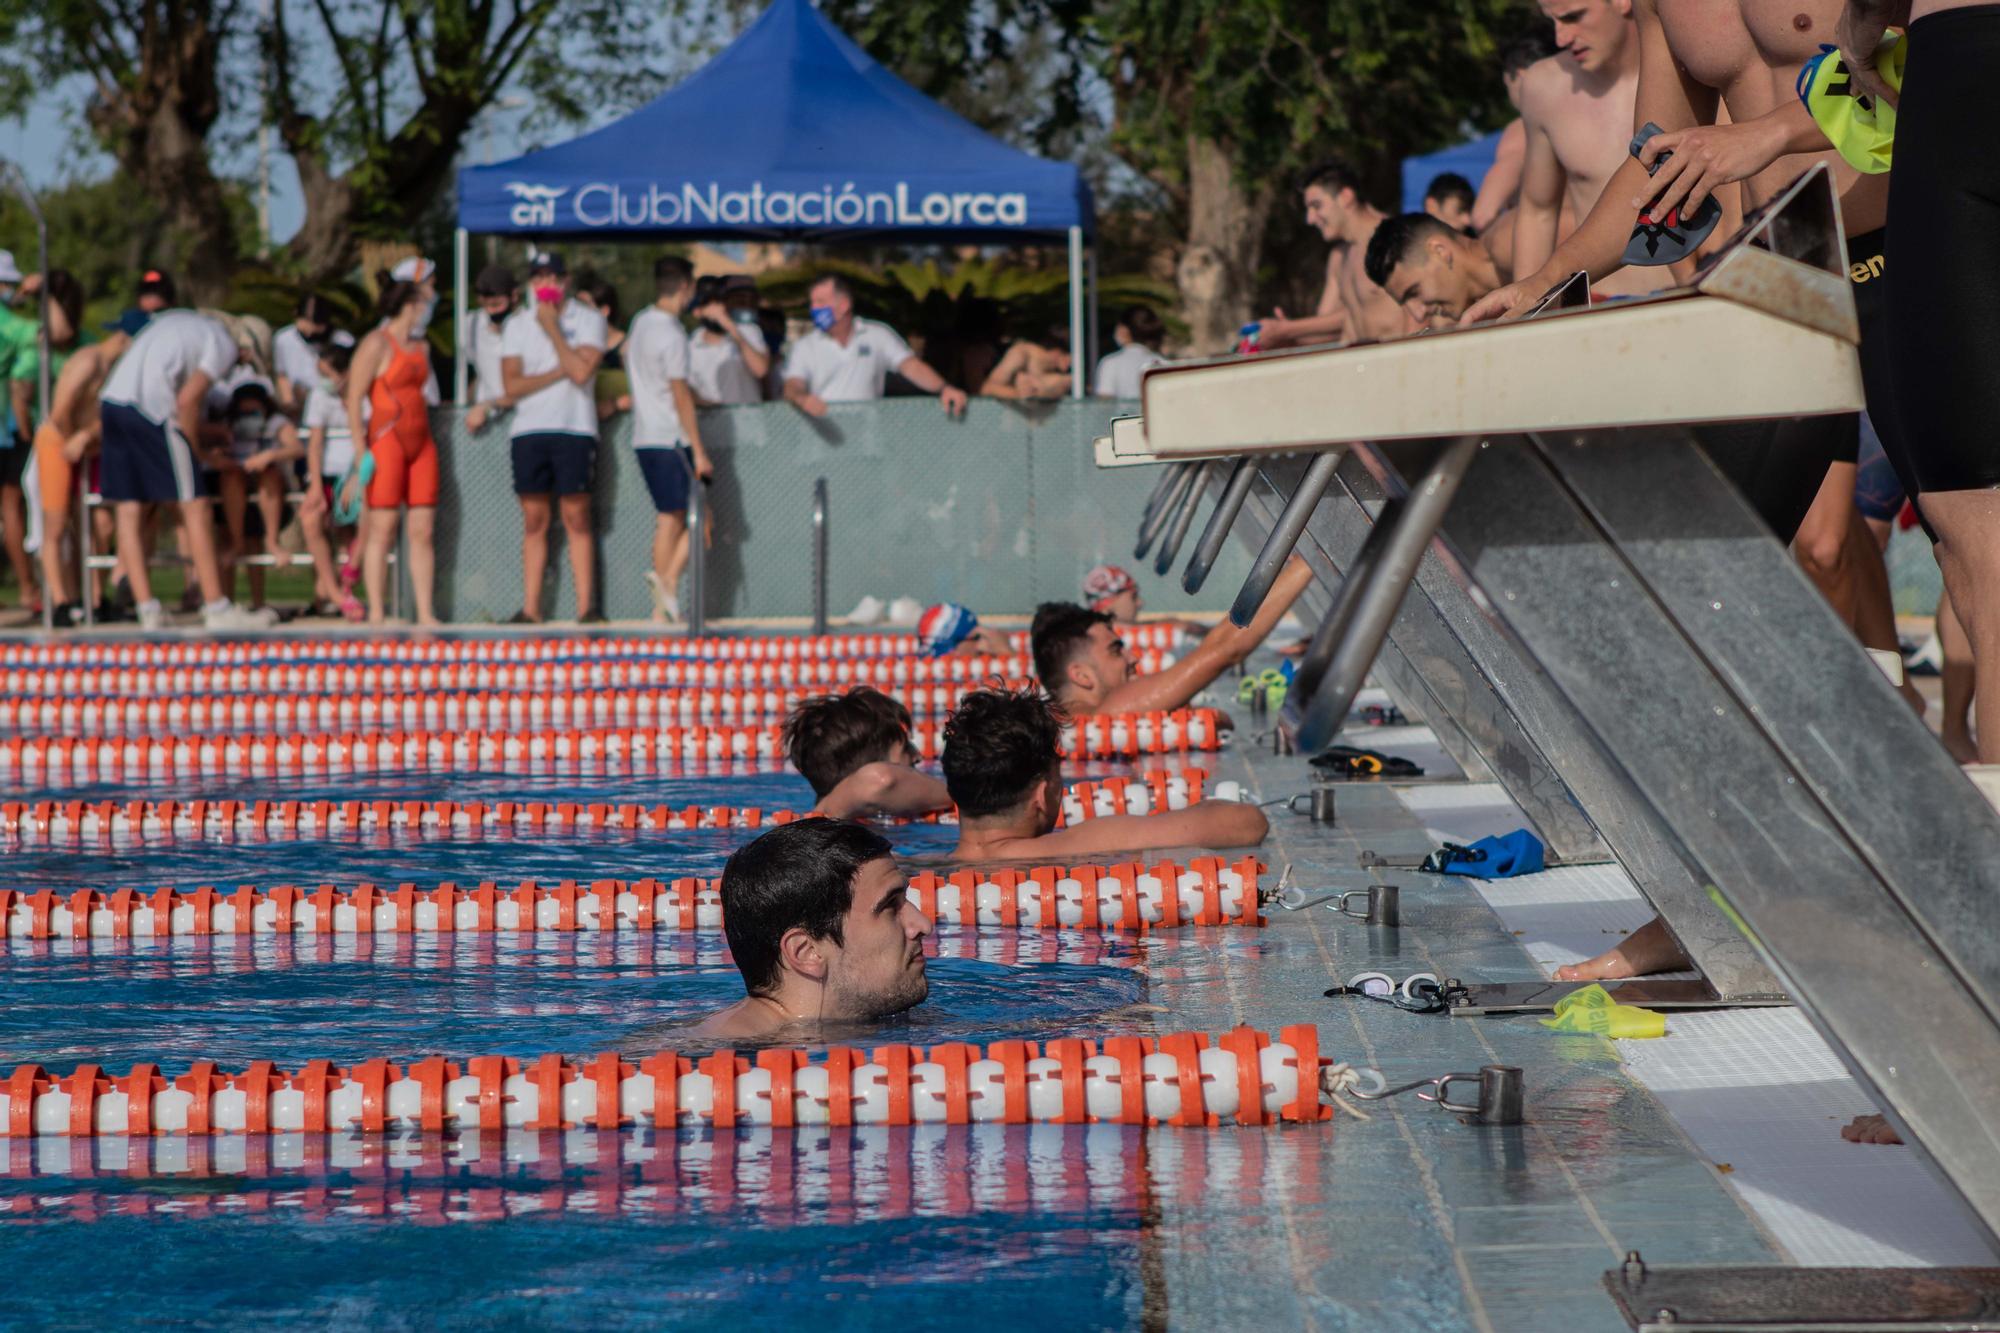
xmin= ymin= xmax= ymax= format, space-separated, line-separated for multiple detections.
xmin=1135 ymin=462 xmax=1198 ymax=561
xmin=1152 ymin=462 xmax=1213 ymax=578
xmin=1297 ymin=437 xmax=1481 ymax=753
xmin=1136 ymin=460 xmax=1183 ymax=530
xmin=1230 ymin=448 xmax=1345 ymax=628
xmin=1182 ymin=458 xmax=1258 ymax=595
xmin=1289 ymin=492 xmax=1405 ymax=708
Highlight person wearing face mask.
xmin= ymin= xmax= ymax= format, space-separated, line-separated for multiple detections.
xmin=687 ymin=274 xmax=770 ymax=406
xmin=387 ymin=255 xmax=444 ymax=409
xmin=271 ymin=293 xmax=336 ymax=418
xmin=0 ymin=250 xmax=45 ymax=609
xmin=345 ymin=272 xmax=443 ymax=626
xmin=211 ymin=381 xmax=304 ymax=612
xmin=782 ymin=274 xmax=966 ymax=418
xmin=461 ymin=264 xmax=517 ymax=434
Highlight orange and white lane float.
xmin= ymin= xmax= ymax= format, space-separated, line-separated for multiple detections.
xmin=0 ymin=857 xmax=1265 ymax=940
xmin=0 ymin=680 xmax=1041 ymax=737
xmin=0 ymin=1026 xmax=1383 ymax=1134
xmin=0 ymin=710 xmax=1224 ymax=785
xmin=0 ymin=770 xmax=1235 ymax=846
xmin=0 ymin=1114 xmax=1326 ymax=1226
xmin=0 ymin=650 xmax=1174 ymax=699
xmin=0 ymin=625 xmax=1185 ymax=670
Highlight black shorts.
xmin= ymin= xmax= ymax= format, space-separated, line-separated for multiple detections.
xmin=637 ymin=446 xmax=696 ymax=514
xmin=0 ymin=440 xmax=26 ymax=488
xmin=1885 ymin=5 xmax=2000 ymax=494
xmin=511 ymin=432 xmax=596 ymax=497
xmin=1695 ymin=413 xmax=1850 ymax=544
xmin=100 ymin=401 xmax=205 ymax=503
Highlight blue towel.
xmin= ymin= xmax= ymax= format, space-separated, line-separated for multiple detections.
xmin=1443 ymin=829 xmax=1545 ymax=879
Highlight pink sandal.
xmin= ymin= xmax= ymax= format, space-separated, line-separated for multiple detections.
xmin=338 ymin=592 xmax=366 ymax=622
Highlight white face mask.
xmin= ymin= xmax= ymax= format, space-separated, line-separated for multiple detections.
xmin=409 ymin=295 xmax=436 ymax=338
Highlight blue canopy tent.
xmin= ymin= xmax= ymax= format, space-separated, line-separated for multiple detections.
xmin=1400 ymin=129 xmax=1505 ymax=213
xmin=454 ymin=0 xmax=1099 ymax=396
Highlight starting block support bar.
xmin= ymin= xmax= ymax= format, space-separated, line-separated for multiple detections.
xmin=1183 ymin=457 xmax=1258 ymax=595
xmin=1232 ymin=448 xmax=1344 ymax=627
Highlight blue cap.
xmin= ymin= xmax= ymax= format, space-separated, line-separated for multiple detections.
xmin=103 ymin=308 xmax=151 ymax=338
xmin=917 ymin=603 xmax=979 ymax=658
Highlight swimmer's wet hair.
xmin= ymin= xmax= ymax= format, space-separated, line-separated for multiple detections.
xmin=721 ymin=817 xmax=894 ymax=997
xmin=1030 ymin=601 xmax=1112 ymax=691
xmin=940 ymin=687 xmax=1063 ymax=819
xmin=1364 ymin=213 xmax=1460 ymax=291
xmin=782 ymin=687 xmax=916 ymax=797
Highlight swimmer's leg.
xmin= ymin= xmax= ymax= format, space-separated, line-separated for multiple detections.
xmin=1794 ymin=462 xmax=1862 ymax=626
xmin=1939 ymin=587 xmax=1977 ymax=764
xmin=1919 ymin=490 xmax=2000 ymax=763
xmin=1552 ymin=916 xmax=1689 ymax=982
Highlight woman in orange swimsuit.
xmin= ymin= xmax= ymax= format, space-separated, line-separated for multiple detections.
xmin=344 ymin=271 xmax=440 ymax=625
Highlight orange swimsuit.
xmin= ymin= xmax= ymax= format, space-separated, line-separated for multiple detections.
xmin=365 ymin=335 xmax=439 ymax=509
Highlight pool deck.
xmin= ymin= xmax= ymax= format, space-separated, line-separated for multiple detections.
xmin=1145 ymin=684 xmax=1996 ymax=1332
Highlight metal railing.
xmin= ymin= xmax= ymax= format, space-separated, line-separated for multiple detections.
xmin=812 ymin=476 xmax=828 ymax=635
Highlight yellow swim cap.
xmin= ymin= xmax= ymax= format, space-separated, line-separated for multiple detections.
xmin=1798 ymin=34 xmax=1907 ymax=175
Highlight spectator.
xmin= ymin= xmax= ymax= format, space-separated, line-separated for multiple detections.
xmin=213 ymin=381 xmax=303 ymax=610
xmin=1424 ymin=172 xmax=1478 ymax=233
xmin=462 ymin=263 xmax=516 ymax=434
xmin=1092 ymin=306 xmax=1167 ymax=400
xmin=979 ymin=327 xmax=1072 ymax=399
xmin=626 ymin=256 xmax=715 ymax=625
xmin=500 ymin=251 xmax=607 ymax=624
xmin=0 ymin=250 xmax=42 ymax=608
xmin=98 ymin=307 xmax=273 ymax=630
xmin=782 ymin=274 xmax=966 ymax=418
xmin=26 ymin=278 xmax=111 ymax=624
xmin=688 ymin=274 xmax=770 ymax=406
xmin=346 ymin=273 xmax=441 ymax=626
xmin=271 ymin=293 xmax=335 ymax=418
xmin=298 ymin=334 xmax=364 ymax=619
xmin=135 ymin=269 xmax=176 ymax=315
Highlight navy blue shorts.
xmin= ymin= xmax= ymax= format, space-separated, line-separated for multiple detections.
xmin=511 ymin=432 xmax=596 ymax=497
xmin=637 ymin=446 xmax=697 ymax=514
xmin=100 ymin=401 xmax=204 ymax=503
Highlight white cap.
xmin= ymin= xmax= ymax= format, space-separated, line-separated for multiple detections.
xmin=390 ymin=256 xmax=436 ymax=284
xmin=0 ymin=251 xmax=23 ymax=284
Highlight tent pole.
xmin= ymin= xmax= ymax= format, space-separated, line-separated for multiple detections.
xmin=1067 ymin=226 xmax=1084 ymax=400
xmin=1086 ymin=244 xmax=1100 ymax=390
xmin=453 ymin=227 xmax=470 ymax=405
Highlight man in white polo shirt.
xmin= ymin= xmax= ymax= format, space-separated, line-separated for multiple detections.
xmin=782 ymin=274 xmax=966 ymax=417
xmin=500 ymin=251 xmax=607 ymax=624
xmin=98 ymin=308 xmax=276 ymax=631
xmin=1092 ymin=305 xmax=1168 ymax=400
xmin=625 ymin=256 xmax=715 ymax=624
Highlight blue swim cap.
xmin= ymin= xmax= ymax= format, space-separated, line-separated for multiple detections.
xmin=917 ymin=602 xmax=978 ymax=658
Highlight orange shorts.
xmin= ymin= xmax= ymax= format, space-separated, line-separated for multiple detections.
xmin=34 ymin=422 xmax=72 ymax=517
xmin=365 ymin=424 xmax=439 ymax=510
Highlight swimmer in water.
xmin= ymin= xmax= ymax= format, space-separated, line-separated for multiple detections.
xmin=944 ymin=687 xmax=1267 ymax=862
xmin=670 ymin=819 xmax=933 ymax=1042
xmin=1033 ymin=555 xmax=1312 ymax=719
xmin=784 ymin=687 xmax=951 ymax=821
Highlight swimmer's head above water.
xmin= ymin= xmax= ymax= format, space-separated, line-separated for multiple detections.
xmin=1031 ymin=601 xmax=1130 ymax=711
xmin=694 ymin=819 xmax=933 ymax=1040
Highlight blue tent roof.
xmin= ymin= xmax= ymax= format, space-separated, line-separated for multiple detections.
xmin=1401 ymin=130 xmax=1504 ymax=213
xmin=458 ymin=0 xmax=1093 ymax=240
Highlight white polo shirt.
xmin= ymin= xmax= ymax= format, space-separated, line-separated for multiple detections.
xmin=624 ymin=305 xmax=692 ymax=449
xmin=271 ymin=323 xmax=323 ymax=399
xmin=689 ymin=321 xmax=768 ymax=406
xmin=782 ymin=318 xmax=913 ymax=402
xmin=501 ymin=299 xmax=607 ymax=439
xmin=1093 ymin=344 xmax=1166 ymax=400
xmin=461 ymin=306 xmax=511 ymax=406
xmin=102 ymin=310 xmax=238 ymax=426
xmin=301 ymin=384 xmax=364 ymax=477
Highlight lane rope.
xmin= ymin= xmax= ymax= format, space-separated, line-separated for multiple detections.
xmin=0 ymin=1025 xmax=1340 ymax=1133
xmin=0 ymin=857 xmax=1265 ymax=939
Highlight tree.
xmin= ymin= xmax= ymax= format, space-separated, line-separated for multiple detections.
xmin=1098 ymin=0 xmax=1519 ymax=352
xmin=267 ymin=0 xmax=665 ymax=285
xmin=0 ymin=0 xmax=246 ymax=303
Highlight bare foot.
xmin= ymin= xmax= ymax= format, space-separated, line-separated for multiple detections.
xmin=1841 ymin=1113 xmax=1903 ymax=1145
xmin=1552 ymin=917 xmax=1690 ymax=982
xmin=1942 ymin=728 xmax=1980 ymax=766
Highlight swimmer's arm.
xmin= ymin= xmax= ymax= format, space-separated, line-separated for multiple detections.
xmin=1004 ymin=800 xmax=1270 ymax=858
xmin=1260 ymin=254 xmax=1349 ymax=349
xmin=1636 ymin=99 xmax=1828 ymax=221
xmin=1513 ymin=111 xmax=1565 ymax=279
xmin=814 ymin=761 xmax=952 ymax=820
xmin=979 ymin=344 xmax=1031 ymax=398
xmin=1099 ymin=556 xmax=1313 ymax=713
xmin=1472 ymin=119 xmax=1527 ymax=232
xmin=1467 ymin=0 xmax=1717 ymax=322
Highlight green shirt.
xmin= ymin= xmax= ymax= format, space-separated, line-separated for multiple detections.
xmin=0 ymin=306 xmax=34 ymax=441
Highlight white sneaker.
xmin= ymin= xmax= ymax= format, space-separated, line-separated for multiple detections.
xmin=886 ymin=596 xmax=923 ymax=628
xmin=644 ymin=570 xmax=673 ymax=620
xmin=138 ymin=600 xmax=165 ymax=631
xmin=203 ymin=602 xmax=278 ymax=631
xmin=847 ymin=595 xmax=886 ymax=625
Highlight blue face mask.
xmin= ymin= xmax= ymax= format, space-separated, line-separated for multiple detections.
xmin=810 ymin=305 xmax=838 ymax=333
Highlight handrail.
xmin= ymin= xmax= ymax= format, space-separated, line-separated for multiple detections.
xmin=811 ymin=476 xmax=828 ymax=635
xmin=686 ymin=453 xmax=707 ymax=637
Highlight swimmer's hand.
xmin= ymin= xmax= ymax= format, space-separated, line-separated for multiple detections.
xmin=1461 ymin=279 xmax=1541 ymax=326
xmin=1835 ymin=2 xmax=1908 ymax=110
xmin=1634 ymin=117 xmax=1803 ymax=220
